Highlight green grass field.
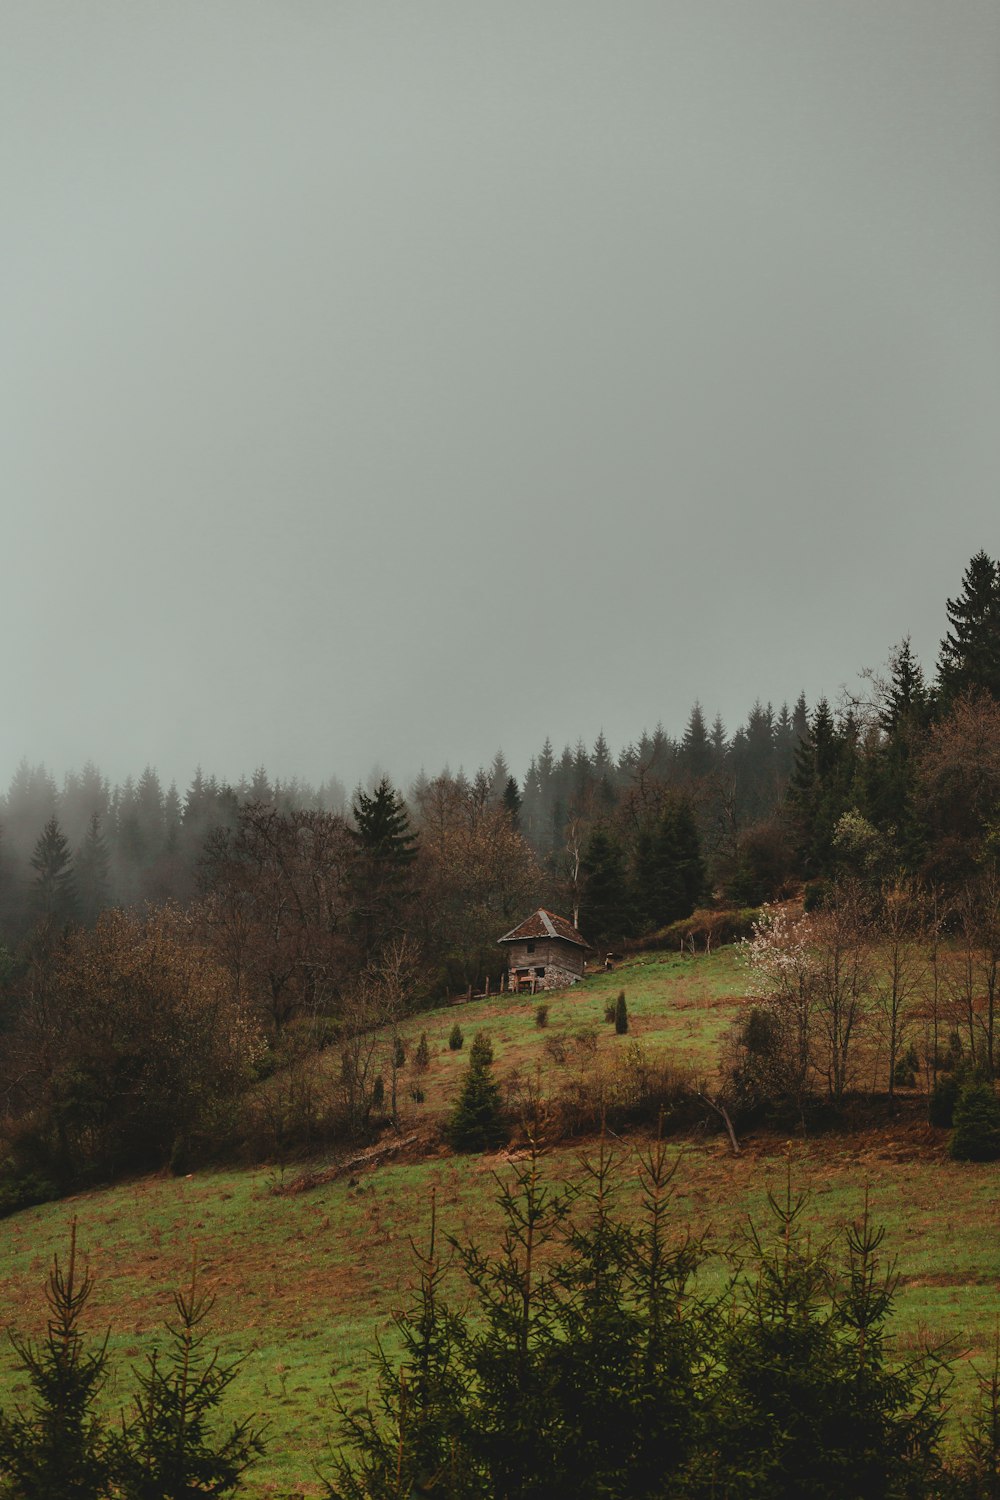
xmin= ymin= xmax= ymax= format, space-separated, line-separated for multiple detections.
xmin=1 ymin=947 xmax=997 ymax=1495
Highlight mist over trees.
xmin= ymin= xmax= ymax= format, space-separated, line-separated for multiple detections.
xmin=3 ymin=552 xmax=1000 ymax=958
xmin=0 ymin=551 xmax=999 ymax=1193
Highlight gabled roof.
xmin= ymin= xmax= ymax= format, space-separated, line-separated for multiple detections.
xmin=498 ymin=908 xmax=591 ymax=949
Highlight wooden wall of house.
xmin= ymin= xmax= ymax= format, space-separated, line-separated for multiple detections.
xmin=502 ymin=938 xmax=586 ymax=980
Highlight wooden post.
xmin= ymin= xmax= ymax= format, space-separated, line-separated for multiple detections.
xmin=485 ymin=975 xmax=490 ymax=997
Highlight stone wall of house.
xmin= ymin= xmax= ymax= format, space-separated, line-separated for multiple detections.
xmin=536 ymin=961 xmax=583 ymax=991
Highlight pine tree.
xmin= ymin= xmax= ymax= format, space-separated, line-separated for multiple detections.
xmin=633 ymin=799 xmax=705 ymax=931
xmin=501 ymin=776 xmax=522 ymax=831
xmin=581 ymin=829 xmax=630 ymax=946
xmin=679 ymin=703 xmax=712 ymax=780
xmin=937 ymin=551 xmax=1000 ymax=705
xmin=705 ymin=1181 xmax=945 ymax=1498
xmin=113 ymin=1256 xmax=265 ymax=1497
xmin=446 ymin=1044 xmax=505 ymax=1153
xmin=30 ymin=815 xmax=77 ymax=925
xmin=75 ymin=813 xmax=110 ymax=926
xmin=614 ymin=992 xmax=628 ymax=1034
xmin=787 ymin=700 xmax=856 ymax=878
xmin=0 ymin=1223 xmax=112 ymax=1499
xmin=881 ymin=636 xmax=930 ymax=736
xmin=351 ymin=778 xmax=418 ymax=955
xmin=326 ymin=1195 xmax=471 ymax=1498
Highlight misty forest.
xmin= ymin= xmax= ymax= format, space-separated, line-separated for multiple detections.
xmin=3 ymin=552 xmax=1000 ymax=1497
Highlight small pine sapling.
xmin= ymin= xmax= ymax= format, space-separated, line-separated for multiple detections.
xmin=958 ymin=1334 xmax=1000 ymax=1491
xmin=448 ymin=1023 xmax=464 ymax=1051
xmin=0 ymin=1221 xmax=112 ymax=1500
xmin=535 ymin=1003 xmax=549 ymax=1029
xmin=414 ymin=1032 xmax=431 ymax=1072
xmin=113 ymin=1253 xmax=266 ymax=1497
xmin=393 ymin=1035 xmax=407 ymax=1069
xmin=614 ymin=992 xmax=628 ymax=1035
xmin=468 ymin=1031 xmax=494 ymax=1070
xmin=446 ymin=1041 xmax=505 ymax=1153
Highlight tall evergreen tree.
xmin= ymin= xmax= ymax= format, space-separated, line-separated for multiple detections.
xmin=580 ymin=828 xmax=630 ymax=946
xmin=351 ymin=777 xmax=418 ymax=954
xmin=75 ymin=813 xmax=110 ymax=926
xmin=937 ymin=550 xmax=1000 ymax=705
xmin=30 ymin=816 xmax=76 ymax=925
xmin=787 ymin=700 xmax=855 ymax=877
xmin=501 ymin=776 xmax=522 ymax=831
xmin=679 ymin=702 xmax=713 ymax=780
xmin=633 ymin=798 xmax=705 ymax=931
xmin=881 ymin=636 xmax=930 ymax=735
xmin=487 ymin=750 xmax=511 ymax=805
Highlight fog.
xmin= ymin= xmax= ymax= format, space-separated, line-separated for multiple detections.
xmin=3 ymin=2 xmax=998 ymax=791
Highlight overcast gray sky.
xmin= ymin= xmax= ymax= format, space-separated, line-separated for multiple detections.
xmin=3 ymin=1 xmax=998 ymax=793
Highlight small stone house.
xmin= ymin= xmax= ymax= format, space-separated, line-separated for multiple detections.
xmin=498 ymin=909 xmax=591 ymax=993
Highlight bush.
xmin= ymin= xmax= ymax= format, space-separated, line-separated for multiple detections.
xmin=544 ymin=1034 xmax=568 ymax=1066
xmin=937 ymin=1029 xmax=963 ymax=1073
xmin=892 ymin=1044 xmax=919 ymax=1089
xmin=448 ymin=1023 xmax=464 ymax=1051
xmin=393 ymin=1036 xmax=406 ymax=1069
xmin=930 ymin=1071 xmax=963 ymax=1128
xmin=535 ymin=1003 xmax=549 ymax=1028
xmin=646 ymin=906 xmax=761 ymax=953
xmin=614 ymin=992 xmax=628 ymax=1035
xmin=573 ymin=1026 xmax=599 ymax=1058
xmin=803 ymin=879 xmax=832 ymax=913
xmin=0 ymin=1161 xmax=60 ymax=1220
xmin=604 ymin=999 xmax=617 ymax=1023
xmin=552 ymin=1043 xmax=696 ymax=1138
xmin=413 ymin=1032 xmax=431 ymax=1072
xmin=721 ymin=1004 xmax=804 ymax=1124
xmin=950 ymin=1082 xmax=1000 ymax=1162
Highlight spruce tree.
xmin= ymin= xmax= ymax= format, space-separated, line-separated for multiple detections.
xmin=937 ymin=550 xmax=1000 ymax=705
xmin=446 ymin=1044 xmax=505 ymax=1153
xmin=580 ymin=828 xmax=629 ymax=946
xmin=113 ymin=1258 xmax=265 ymax=1499
xmin=75 ymin=813 xmax=110 ymax=927
xmin=679 ymin=702 xmax=713 ymax=780
xmin=29 ymin=815 xmax=77 ymax=926
xmin=326 ymin=1195 xmax=471 ymax=1498
xmin=0 ymin=1223 xmax=112 ymax=1499
xmin=351 ymin=777 xmax=418 ymax=955
xmin=501 ymin=776 xmax=521 ymax=831
xmin=704 ymin=1182 xmax=945 ymax=1498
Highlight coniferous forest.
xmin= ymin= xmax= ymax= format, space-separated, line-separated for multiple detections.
xmin=2 ymin=553 xmax=1000 ymax=1495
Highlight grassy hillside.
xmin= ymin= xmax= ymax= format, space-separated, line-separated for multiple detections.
xmin=0 ymin=948 xmax=996 ymax=1496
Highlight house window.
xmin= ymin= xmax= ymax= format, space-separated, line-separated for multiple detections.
xmin=535 ymin=967 xmax=545 ymax=978
xmin=526 ymin=942 xmax=535 ymax=955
